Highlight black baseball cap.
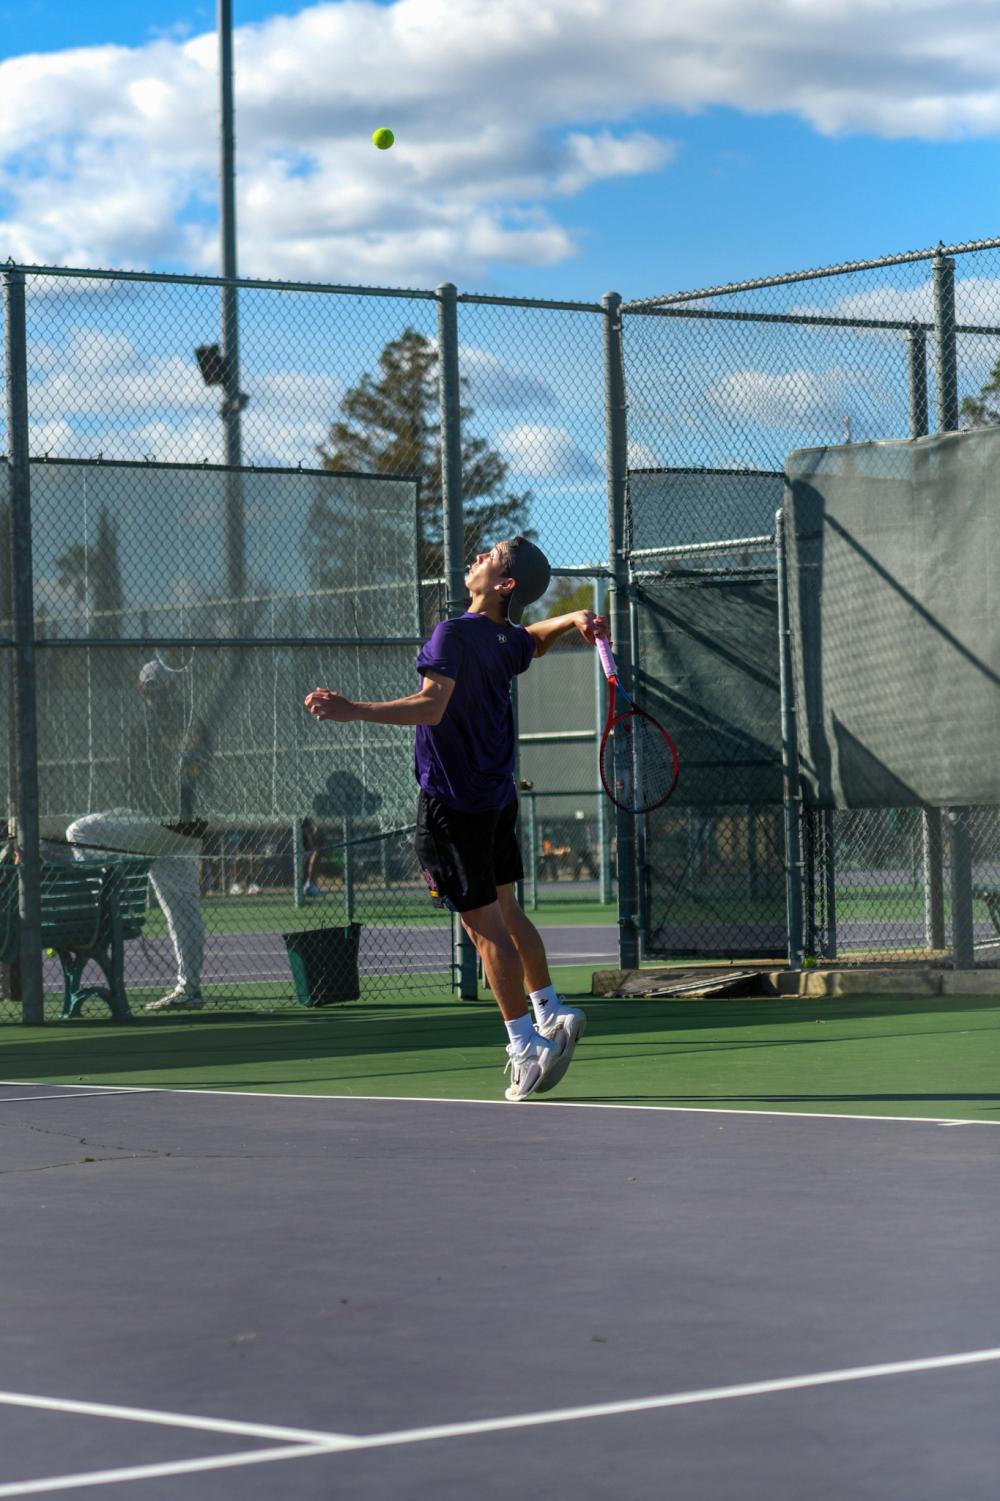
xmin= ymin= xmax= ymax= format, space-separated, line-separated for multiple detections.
xmin=502 ymin=535 xmax=551 ymax=622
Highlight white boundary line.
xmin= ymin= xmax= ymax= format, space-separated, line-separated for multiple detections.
xmin=0 ymin=1391 xmax=353 ymax=1445
xmin=348 ymin=1346 xmax=1000 ymax=1450
xmin=2 ymin=1079 xmax=994 ymax=1127
xmin=0 ymin=1091 xmax=154 ymax=1104
xmin=0 ymin=1445 xmax=334 ymax=1498
xmin=1 ymin=1346 xmax=999 ymax=1495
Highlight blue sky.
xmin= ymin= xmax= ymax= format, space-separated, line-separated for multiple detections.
xmin=5 ymin=0 xmax=1000 ymax=578
xmin=3 ymin=1 xmax=1000 ymax=300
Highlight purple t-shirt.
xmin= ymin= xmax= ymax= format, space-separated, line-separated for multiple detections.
xmin=414 ymin=612 xmax=535 ymax=812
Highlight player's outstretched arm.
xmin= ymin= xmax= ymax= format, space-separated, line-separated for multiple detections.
xmin=526 ymin=609 xmax=608 ymax=659
xmin=304 ymin=672 xmax=455 ymax=726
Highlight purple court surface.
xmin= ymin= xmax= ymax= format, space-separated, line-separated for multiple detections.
xmin=2 ymin=1085 xmax=998 ymax=1498
xmin=38 ymin=922 xmax=618 ymax=993
xmin=40 ymin=917 xmax=993 ymax=997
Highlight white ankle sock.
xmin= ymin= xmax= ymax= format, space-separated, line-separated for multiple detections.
xmin=529 ymin=985 xmax=561 ymax=1027
xmin=505 ymin=1013 xmax=535 ymax=1051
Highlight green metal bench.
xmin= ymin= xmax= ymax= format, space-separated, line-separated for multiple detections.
xmin=0 ymin=857 xmax=152 ymax=1019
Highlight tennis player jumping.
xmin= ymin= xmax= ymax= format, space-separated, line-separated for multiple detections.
xmin=304 ymin=536 xmax=606 ymax=1101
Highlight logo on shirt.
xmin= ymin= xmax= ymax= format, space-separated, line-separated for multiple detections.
xmin=496 ymin=633 xmax=507 ymax=644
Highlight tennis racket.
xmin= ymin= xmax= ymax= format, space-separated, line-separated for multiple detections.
xmin=596 ymin=637 xmax=679 ymax=814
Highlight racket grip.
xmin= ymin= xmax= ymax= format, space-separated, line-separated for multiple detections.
xmin=595 ymin=636 xmax=618 ymax=682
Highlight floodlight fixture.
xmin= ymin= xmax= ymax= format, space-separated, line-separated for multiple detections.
xmin=195 ymin=343 xmax=227 ymax=386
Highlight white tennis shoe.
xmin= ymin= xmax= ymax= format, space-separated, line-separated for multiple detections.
xmin=145 ymin=987 xmax=205 ymax=1012
xmin=504 ymin=1029 xmax=565 ymax=1102
xmin=535 ymin=1000 xmax=586 ymax=1094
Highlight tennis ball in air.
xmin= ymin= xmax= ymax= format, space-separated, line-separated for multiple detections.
xmin=372 ymin=127 xmax=395 ymax=150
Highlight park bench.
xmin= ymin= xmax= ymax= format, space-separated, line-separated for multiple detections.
xmin=0 ymin=857 xmax=152 ymax=1019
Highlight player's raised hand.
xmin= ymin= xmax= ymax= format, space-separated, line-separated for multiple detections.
xmin=572 ymin=610 xmax=608 ymax=645
xmin=304 ymin=687 xmax=357 ymax=722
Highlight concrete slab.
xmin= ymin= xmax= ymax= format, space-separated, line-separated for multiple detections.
xmin=940 ymin=970 xmax=1000 ymax=996
xmin=591 ymin=962 xmax=775 ymax=997
xmin=595 ymin=965 xmax=1000 ymax=999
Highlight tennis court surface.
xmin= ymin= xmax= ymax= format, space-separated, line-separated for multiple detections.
xmin=3 ymin=987 xmax=999 ymax=1498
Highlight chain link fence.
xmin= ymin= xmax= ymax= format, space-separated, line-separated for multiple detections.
xmin=621 ymin=236 xmax=1000 ymax=968
xmin=1 ymin=266 xmax=613 ymax=1020
xmin=516 ymin=619 xmax=614 ymax=910
xmin=4 ymin=236 xmax=1000 ymax=1020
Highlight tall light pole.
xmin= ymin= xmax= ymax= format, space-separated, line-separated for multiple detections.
xmin=219 ymin=0 xmax=246 ymax=609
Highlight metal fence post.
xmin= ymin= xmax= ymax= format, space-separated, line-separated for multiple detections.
xmin=3 ymin=269 xmax=44 ymax=1023
xmin=437 ymin=282 xmax=478 ymax=998
xmin=628 ymin=584 xmax=649 ymax=942
xmin=603 ymin=292 xmax=639 ymax=970
xmin=907 ymin=323 xmax=946 ymax=953
xmin=342 ymin=817 xmax=355 ymax=924
xmin=906 ymin=323 xmax=929 ymax=440
xmin=775 ymin=507 xmax=804 ymax=970
xmin=821 ymin=808 xmax=838 ymax=961
xmin=525 ymin=793 xmax=538 ymax=911
xmin=932 ymin=254 xmax=975 ymax=967
xmin=292 ymin=816 xmax=304 ymax=908
xmin=510 ymin=675 xmax=525 ymax=911
xmin=932 ymin=254 xmax=959 ymax=433
xmin=218 ymin=0 xmax=245 ymax=619
xmin=593 ymin=576 xmax=613 ymax=904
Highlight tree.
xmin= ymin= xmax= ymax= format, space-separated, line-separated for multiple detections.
xmin=961 ymin=355 xmax=1000 ymax=426
xmin=316 ymin=329 xmax=533 ymax=612
xmin=54 ymin=504 xmax=124 ymax=638
xmin=522 ymin=577 xmax=598 ymax=631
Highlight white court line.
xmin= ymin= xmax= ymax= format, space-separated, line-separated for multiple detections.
xmin=2 ymin=1346 xmax=999 ymax=1495
xmin=0 ymin=1444 xmax=334 ymax=1498
xmin=0 ymin=1092 xmax=153 ymax=1105
xmin=346 ymin=1346 xmax=1000 ymax=1451
xmin=1 ymin=1079 xmax=996 ymax=1127
xmin=0 ymin=1390 xmax=354 ymax=1446
xmin=0 ymin=1083 xmax=149 ymax=1092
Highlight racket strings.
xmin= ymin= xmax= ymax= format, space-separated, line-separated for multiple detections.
xmin=604 ymin=711 xmax=678 ymax=813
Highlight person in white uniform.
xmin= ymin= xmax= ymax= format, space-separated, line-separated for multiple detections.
xmin=67 ymin=660 xmax=210 ymax=1012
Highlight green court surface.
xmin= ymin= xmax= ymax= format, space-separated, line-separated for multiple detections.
xmin=4 ymin=970 xmax=999 ymax=1122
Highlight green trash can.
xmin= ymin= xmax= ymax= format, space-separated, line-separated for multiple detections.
xmin=283 ymin=923 xmax=362 ymax=1006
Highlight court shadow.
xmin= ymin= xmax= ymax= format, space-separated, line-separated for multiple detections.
xmin=4 ymin=992 xmax=998 ymax=1096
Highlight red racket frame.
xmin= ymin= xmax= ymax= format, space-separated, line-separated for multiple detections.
xmin=596 ymin=640 xmax=680 ymax=814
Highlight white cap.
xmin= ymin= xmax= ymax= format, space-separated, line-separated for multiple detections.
xmin=138 ymin=660 xmax=171 ymax=690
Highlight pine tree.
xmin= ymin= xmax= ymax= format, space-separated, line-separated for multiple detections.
xmin=54 ymin=504 xmax=124 ymax=637
xmin=961 ymin=356 xmax=1000 ymax=426
xmin=316 ymin=328 xmax=533 ymax=611
xmin=93 ymin=505 xmax=124 ymax=639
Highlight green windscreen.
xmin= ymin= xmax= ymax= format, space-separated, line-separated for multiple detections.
xmin=785 ymin=428 xmax=1000 ymax=809
xmin=21 ymin=459 xmax=422 ymax=830
xmin=629 ymin=468 xmax=787 ymax=958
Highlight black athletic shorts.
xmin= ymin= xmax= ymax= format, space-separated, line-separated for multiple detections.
xmin=414 ymin=791 xmax=524 ymax=914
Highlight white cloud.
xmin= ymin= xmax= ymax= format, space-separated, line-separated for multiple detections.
xmin=554 ymin=131 xmax=676 ymax=195
xmin=4 ymin=1 xmax=998 ymax=284
xmin=626 ymin=440 xmax=659 ymax=468
xmin=709 ymin=365 xmax=891 ymax=430
xmin=459 ymin=345 xmax=557 ymax=411
xmin=26 ymin=419 xmax=76 ymax=456
xmin=22 ymin=330 xmax=346 ymax=466
xmin=791 ymin=274 xmax=1000 ymax=329
xmin=498 ymin=423 xmax=598 ymax=477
